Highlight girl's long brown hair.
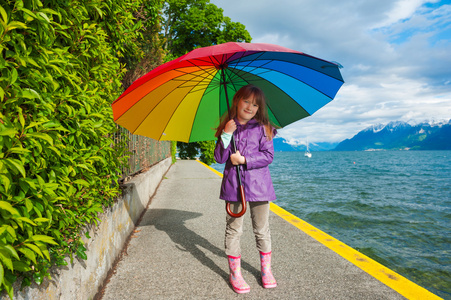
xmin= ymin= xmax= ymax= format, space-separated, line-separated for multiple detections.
xmin=215 ymin=84 xmax=276 ymax=140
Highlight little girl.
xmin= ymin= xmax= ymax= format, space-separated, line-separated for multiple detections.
xmin=214 ymin=84 xmax=277 ymax=294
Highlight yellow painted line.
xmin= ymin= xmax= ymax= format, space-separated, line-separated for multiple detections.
xmin=196 ymin=160 xmax=224 ymax=177
xmin=196 ymin=160 xmax=443 ymax=300
xmin=269 ymin=203 xmax=442 ymax=300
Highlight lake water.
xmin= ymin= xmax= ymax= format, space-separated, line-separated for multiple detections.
xmin=211 ymin=150 xmax=451 ymax=299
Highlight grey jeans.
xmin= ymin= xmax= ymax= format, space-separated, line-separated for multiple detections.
xmin=225 ymin=201 xmax=271 ymax=257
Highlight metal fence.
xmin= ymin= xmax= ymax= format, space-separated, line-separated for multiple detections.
xmin=115 ymin=126 xmax=172 ymax=179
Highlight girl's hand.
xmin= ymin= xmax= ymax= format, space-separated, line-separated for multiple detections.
xmin=224 ymin=119 xmax=237 ymax=134
xmin=230 ymin=150 xmax=246 ymax=165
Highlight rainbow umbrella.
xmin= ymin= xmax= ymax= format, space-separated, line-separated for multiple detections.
xmin=112 ymin=42 xmax=344 ymax=143
xmin=112 ymin=42 xmax=344 ymax=217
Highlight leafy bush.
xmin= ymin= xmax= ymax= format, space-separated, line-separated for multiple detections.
xmin=171 ymin=141 xmax=177 ymax=164
xmin=0 ymin=0 xmax=145 ymax=297
xmin=198 ymin=141 xmax=215 ymax=165
xmin=177 ymin=141 xmax=216 ymax=165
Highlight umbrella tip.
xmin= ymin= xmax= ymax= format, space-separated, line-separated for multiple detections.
xmin=331 ymin=61 xmax=344 ymax=69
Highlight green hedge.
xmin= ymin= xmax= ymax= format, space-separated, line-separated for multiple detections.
xmin=0 ymin=0 xmax=146 ymax=297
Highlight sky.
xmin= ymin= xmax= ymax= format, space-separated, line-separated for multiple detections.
xmin=210 ymin=0 xmax=451 ymax=145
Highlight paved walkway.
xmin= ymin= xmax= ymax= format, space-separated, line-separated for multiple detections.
xmin=99 ymin=160 xmax=407 ymax=300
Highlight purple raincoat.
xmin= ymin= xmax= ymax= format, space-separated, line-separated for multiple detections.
xmin=214 ymin=119 xmax=277 ymax=202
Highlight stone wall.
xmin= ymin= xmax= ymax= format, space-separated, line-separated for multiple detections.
xmin=5 ymin=158 xmax=172 ymax=300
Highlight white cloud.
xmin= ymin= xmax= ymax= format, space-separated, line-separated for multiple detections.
xmin=372 ymin=0 xmax=432 ymax=28
xmin=211 ymin=0 xmax=451 ymax=143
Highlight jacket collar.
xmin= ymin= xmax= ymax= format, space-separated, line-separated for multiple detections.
xmin=234 ymin=118 xmax=258 ymax=127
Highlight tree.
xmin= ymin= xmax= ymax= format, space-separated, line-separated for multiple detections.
xmin=162 ymin=0 xmax=251 ymax=56
xmin=177 ymin=140 xmax=216 ymax=165
xmin=122 ymin=0 xmax=166 ymax=89
xmin=177 ymin=141 xmax=200 ymax=159
xmin=198 ymin=140 xmax=216 ymax=165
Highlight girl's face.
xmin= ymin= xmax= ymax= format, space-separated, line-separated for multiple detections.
xmin=236 ymin=96 xmax=259 ymax=125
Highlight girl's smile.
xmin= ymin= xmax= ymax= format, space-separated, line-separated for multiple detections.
xmin=237 ymin=97 xmax=259 ymax=124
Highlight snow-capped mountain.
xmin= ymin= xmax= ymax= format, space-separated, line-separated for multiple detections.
xmin=334 ymin=120 xmax=451 ymax=151
xmin=273 ymin=137 xmax=338 ymax=152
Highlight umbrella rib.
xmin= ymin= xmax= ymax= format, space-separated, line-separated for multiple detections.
xmin=136 ymin=76 xmax=207 ymax=142
xmin=225 ymin=67 xmax=295 ymax=127
xmin=232 ymin=61 xmax=338 ymax=125
xmin=200 ymin=81 xmax=222 ymax=97
xmin=223 ymin=69 xmax=245 ymax=95
xmin=213 ymin=53 xmax=225 ymax=66
xmin=131 ymin=62 xmax=217 ymax=137
xmin=228 ymin=51 xmax=291 ymax=80
xmin=171 ymin=55 xmax=225 ymax=95
xmin=193 ymin=56 xmax=222 ymax=66
xmin=223 ymin=51 xmax=270 ymax=85
xmin=186 ymin=70 xmax=222 ymax=142
xmin=183 ymin=68 xmax=221 ymax=94
xmin=167 ymin=67 xmax=220 ymax=93
xmin=171 ymin=67 xmax=216 ymax=81
xmin=162 ymin=79 xmax=205 ymax=142
xmin=233 ymin=67 xmax=286 ymax=127
xmin=184 ymin=55 xmax=223 ymax=71
xmin=230 ymin=64 xmax=335 ymax=118
xmin=220 ymin=52 xmax=272 ymax=100
xmin=231 ymin=51 xmax=340 ymax=78
xmin=178 ymin=52 xmax=261 ymax=91
xmin=223 ymin=51 xmax=340 ymax=125
xmin=231 ymin=61 xmax=341 ymax=100
xmin=230 ymin=52 xmax=344 ymax=94
xmin=228 ymin=51 xmax=266 ymax=70
xmin=113 ymin=75 xmax=207 ymax=130
xmin=154 ymin=55 xmax=224 ymax=142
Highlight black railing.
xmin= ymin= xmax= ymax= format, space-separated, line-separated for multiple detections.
xmin=115 ymin=126 xmax=171 ymax=179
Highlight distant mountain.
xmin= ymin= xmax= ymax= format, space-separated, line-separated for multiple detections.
xmin=334 ymin=120 xmax=451 ymax=151
xmin=273 ymin=137 xmax=338 ymax=152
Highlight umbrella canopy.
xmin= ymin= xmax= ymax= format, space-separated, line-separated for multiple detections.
xmin=112 ymin=42 xmax=344 ymax=143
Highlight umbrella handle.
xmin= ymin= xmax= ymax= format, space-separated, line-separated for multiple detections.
xmin=226 ymin=185 xmax=247 ymax=217
xmin=222 ymin=71 xmax=246 ymax=218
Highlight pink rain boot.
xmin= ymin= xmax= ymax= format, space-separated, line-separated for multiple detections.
xmin=228 ymin=255 xmax=250 ymax=294
xmin=260 ymin=251 xmax=277 ymax=288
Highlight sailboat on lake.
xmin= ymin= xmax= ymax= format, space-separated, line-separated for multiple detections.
xmin=304 ymin=140 xmax=312 ymax=158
